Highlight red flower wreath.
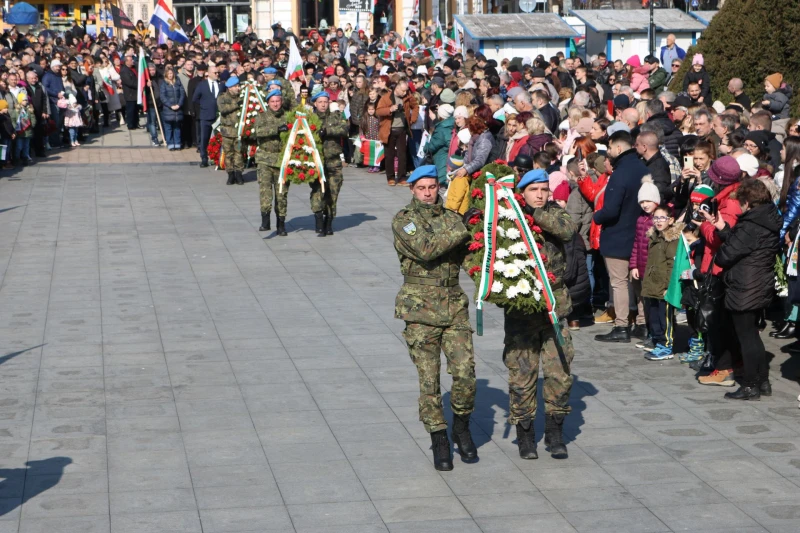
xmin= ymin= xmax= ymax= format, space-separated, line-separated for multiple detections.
xmin=468 ymin=266 xmax=480 ymax=276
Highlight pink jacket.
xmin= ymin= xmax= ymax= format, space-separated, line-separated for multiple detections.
xmin=630 ymin=66 xmax=651 ymax=92
xmin=629 ymin=212 xmax=654 ymax=274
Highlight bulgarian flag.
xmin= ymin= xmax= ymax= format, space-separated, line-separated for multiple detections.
xmin=286 ymin=36 xmax=304 ymax=81
xmin=445 ymin=26 xmax=460 ymax=56
xmin=665 ymin=234 xmax=692 ymax=310
xmin=361 ymin=140 xmax=384 ymax=166
xmin=195 ymin=15 xmax=213 ymax=40
xmin=434 ymin=19 xmax=444 ymax=49
xmin=378 ymin=47 xmax=398 ymax=61
xmin=136 ymin=47 xmax=148 ymax=111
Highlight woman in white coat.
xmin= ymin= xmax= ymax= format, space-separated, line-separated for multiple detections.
xmin=94 ymin=54 xmax=122 ymax=127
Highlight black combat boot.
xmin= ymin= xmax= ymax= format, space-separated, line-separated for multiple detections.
xmin=259 ymin=212 xmax=270 ymax=232
xmin=774 ymin=322 xmax=797 ymax=339
xmin=430 ymin=429 xmax=453 ymax=471
xmin=759 ymin=380 xmax=772 ymax=396
xmin=452 ymin=414 xmax=477 ymax=460
xmin=326 ymin=216 xmax=334 ymax=235
xmin=314 ymin=212 xmax=324 ymax=234
xmin=724 ymin=385 xmax=761 ymax=401
xmin=516 ymin=419 xmax=538 ymax=459
xmin=594 ymin=326 xmax=631 ymax=343
xmin=235 ymin=171 xmax=244 ymax=185
xmin=318 ymin=215 xmax=328 ymax=237
xmin=226 ymin=172 xmax=235 ymax=185
xmin=276 ymin=216 xmax=288 ymax=237
xmin=544 ymin=413 xmax=568 ymax=459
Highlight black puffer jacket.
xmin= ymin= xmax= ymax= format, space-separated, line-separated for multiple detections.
xmin=682 ymin=66 xmax=711 ymax=101
xmin=715 ymin=203 xmax=781 ymax=312
xmin=646 ymin=112 xmax=683 ymax=160
xmin=564 ymin=232 xmax=590 ymax=307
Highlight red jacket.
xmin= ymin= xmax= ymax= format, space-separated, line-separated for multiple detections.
xmin=699 ymin=182 xmax=742 ymax=275
xmin=578 ymin=172 xmax=610 ymax=250
xmin=506 ymin=134 xmax=529 ymax=162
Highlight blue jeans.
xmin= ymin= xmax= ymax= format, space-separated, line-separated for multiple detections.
xmin=15 ymin=137 xmax=30 ymax=160
xmin=146 ymin=107 xmax=160 ymax=144
xmin=68 ymin=128 xmax=78 ymax=144
xmin=164 ymin=120 xmax=181 ymax=149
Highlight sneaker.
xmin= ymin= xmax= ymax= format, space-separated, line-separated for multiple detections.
xmin=594 ymin=308 xmax=615 ymax=324
xmin=152 ymin=141 xmax=160 ymax=147
xmin=698 ymin=369 xmax=736 ymax=387
xmin=645 ymin=344 xmax=674 ymax=360
xmin=636 ymin=338 xmax=655 ymax=351
xmin=678 ymin=350 xmax=704 ymax=364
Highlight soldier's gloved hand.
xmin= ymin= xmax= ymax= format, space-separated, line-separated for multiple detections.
xmin=462 ymin=207 xmax=482 ymax=227
xmin=277 ymin=124 xmax=288 ymax=133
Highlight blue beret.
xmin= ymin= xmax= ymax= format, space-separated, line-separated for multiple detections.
xmin=311 ymin=91 xmax=330 ymax=102
xmin=266 ymin=89 xmax=282 ymax=100
xmin=268 ymin=79 xmax=282 ymax=87
xmin=408 ymin=164 xmax=439 ymax=184
xmin=263 ymin=67 xmax=277 ymax=74
xmin=225 ymin=76 xmax=239 ymax=88
xmin=517 ymin=169 xmax=549 ymax=190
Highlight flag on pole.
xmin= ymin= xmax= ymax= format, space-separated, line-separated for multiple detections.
xmin=195 ymin=15 xmax=213 ymax=40
xmin=150 ymin=0 xmax=190 ymax=43
xmin=434 ymin=19 xmax=444 ymax=49
xmin=378 ymin=47 xmax=399 ymax=61
xmin=569 ymin=38 xmax=578 ymax=58
xmin=286 ymin=37 xmax=304 ymax=81
xmin=665 ymin=235 xmax=692 ymax=310
xmin=360 ymin=140 xmax=384 ymax=166
xmin=136 ymin=47 xmax=148 ymax=109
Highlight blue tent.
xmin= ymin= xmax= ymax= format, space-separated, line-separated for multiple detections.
xmin=5 ymin=2 xmax=39 ymax=26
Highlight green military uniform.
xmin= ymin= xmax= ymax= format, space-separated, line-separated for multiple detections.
xmin=255 ymin=104 xmax=290 ymax=231
xmin=217 ymin=90 xmax=244 ymax=182
xmin=393 ymin=197 xmax=476 ymax=433
xmin=503 ymin=201 xmax=576 ymax=425
xmin=276 ymin=76 xmax=296 ymax=110
xmin=312 ymin=107 xmax=348 ymax=234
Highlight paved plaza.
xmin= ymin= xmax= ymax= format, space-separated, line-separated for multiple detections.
xmin=1 ymin=127 xmax=800 ymax=533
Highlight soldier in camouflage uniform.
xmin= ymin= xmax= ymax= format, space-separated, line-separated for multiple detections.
xmin=311 ymin=91 xmax=348 ymax=237
xmin=217 ymin=76 xmax=244 ymax=185
xmin=392 ymin=165 xmax=478 ymax=471
xmin=505 ymin=169 xmax=576 ymax=460
xmin=262 ymin=67 xmax=294 ymax=110
xmin=255 ymin=89 xmax=290 ymax=235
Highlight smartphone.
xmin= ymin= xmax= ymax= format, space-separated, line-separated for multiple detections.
xmin=683 ymin=155 xmax=694 ymax=169
xmin=575 ymin=147 xmax=583 ymax=163
xmin=711 ymin=198 xmax=719 ymax=217
xmin=607 ymin=100 xmax=614 ymax=117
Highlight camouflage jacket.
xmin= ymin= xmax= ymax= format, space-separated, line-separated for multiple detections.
xmin=255 ymin=106 xmax=287 ymax=168
xmin=217 ymin=91 xmax=241 ymax=139
xmin=314 ymin=109 xmax=349 ymax=167
xmin=393 ymin=197 xmax=471 ymax=327
xmin=529 ymin=202 xmax=577 ymax=319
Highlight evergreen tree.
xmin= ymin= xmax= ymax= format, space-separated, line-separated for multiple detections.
xmin=670 ymin=0 xmax=800 ymax=114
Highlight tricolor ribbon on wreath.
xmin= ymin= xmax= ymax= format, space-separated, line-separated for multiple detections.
xmin=235 ymin=80 xmax=268 ymax=150
xmin=277 ymin=111 xmax=326 ymax=193
xmin=474 ymin=173 xmax=565 ymax=346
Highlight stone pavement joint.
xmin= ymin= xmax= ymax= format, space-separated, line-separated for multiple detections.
xmin=0 ymin=127 xmax=799 ymax=533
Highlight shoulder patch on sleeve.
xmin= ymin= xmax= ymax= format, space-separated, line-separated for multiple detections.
xmin=403 ymin=222 xmax=417 ymax=235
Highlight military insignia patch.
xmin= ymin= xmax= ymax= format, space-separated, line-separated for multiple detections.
xmin=403 ymin=222 xmax=417 ymax=235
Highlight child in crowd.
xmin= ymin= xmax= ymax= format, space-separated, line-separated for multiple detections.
xmin=0 ymin=100 xmax=15 ymax=167
xmin=631 ymin=177 xmax=659 ymax=348
xmin=14 ymin=92 xmax=35 ymax=165
xmin=360 ymin=101 xmax=381 ymax=173
xmin=642 ymin=205 xmax=684 ymax=361
xmin=552 ymin=181 xmax=570 ymax=209
xmin=59 ymin=94 xmax=83 ymax=147
xmin=444 ymin=129 xmax=473 ymax=214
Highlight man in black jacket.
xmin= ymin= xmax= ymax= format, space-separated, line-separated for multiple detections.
xmin=187 ymin=63 xmax=206 ymax=150
xmin=532 ymin=89 xmax=559 ymax=136
xmin=25 ymin=70 xmax=49 ymax=157
xmin=119 ymin=54 xmax=139 ymax=130
xmin=636 ymin=131 xmax=672 ymax=203
xmin=644 ymin=99 xmax=682 ymax=160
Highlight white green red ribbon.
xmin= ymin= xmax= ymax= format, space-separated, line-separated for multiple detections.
xmin=475 ymin=173 xmax=564 ymax=345
xmin=277 ymin=111 xmax=327 ymax=193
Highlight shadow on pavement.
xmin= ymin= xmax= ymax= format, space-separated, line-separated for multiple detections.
xmin=287 ymin=212 xmax=378 ymax=232
xmin=0 ymin=457 xmax=73 ymax=517
xmin=0 ymin=344 xmax=45 ymax=366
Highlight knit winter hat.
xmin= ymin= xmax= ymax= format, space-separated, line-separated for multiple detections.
xmin=457 ymin=128 xmax=471 ymax=144
xmin=549 ymin=170 xmax=569 ymax=193
xmin=638 ymin=176 xmax=661 ymax=205
xmin=437 ymin=104 xmax=454 ymax=120
xmin=765 ymin=73 xmax=783 ymax=90
xmin=453 ymin=105 xmax=469 ymax=119
xmin=626 ymin=55 xmax=641 ymax=69
xmin=16 ymin=91 xmax=28 ymax=104
xmin=592 ymin=155 xmax=607 ymax=175
xmin=439 ymin=88 xmax=456 ymax=104
xmin=744 ymin=130 xmax=770 ymax=154
xmin=734 ymin=153 xmax=759 ymax=177
xmin=692 ymin=54 xmax=704 ymax=66
xmin=690 ymin=184 xmax=715 ymax=204
xmin=552 ymin=181 xmax=571 ymax=203
xmin=707 ymin=156 xmax=741 ymax=186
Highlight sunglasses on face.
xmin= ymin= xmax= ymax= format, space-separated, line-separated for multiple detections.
xmin=672 ymin=64 xmax=680 ymax=69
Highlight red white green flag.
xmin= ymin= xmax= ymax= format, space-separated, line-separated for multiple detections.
xmin=434 ymin=19 xmax=444 ymax=49
xmin=378 ymin=47 xmax=398 ymax=61
xmin=136 ymin=47 xmax=148 ymax=110
xmin=361 ymin=140 xmax=384 ymax=166
xmin=286 ymin=36 xmax=304 ymax=81
xmin=195 ymin=15 xmax=213 ymax=40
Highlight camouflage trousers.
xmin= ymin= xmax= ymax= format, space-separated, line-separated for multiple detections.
xmin=309 ymin=164 xmax=343 ymax=217
xmin=258 ymin=166 xmax=289 ymax=217
xmin=403 ymin=321 xmax=476 ymax=433
xmin=502 ymin=311 xmax=574 ymax=424
xmin=222 ymin=137 xmax=244 ymax=172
